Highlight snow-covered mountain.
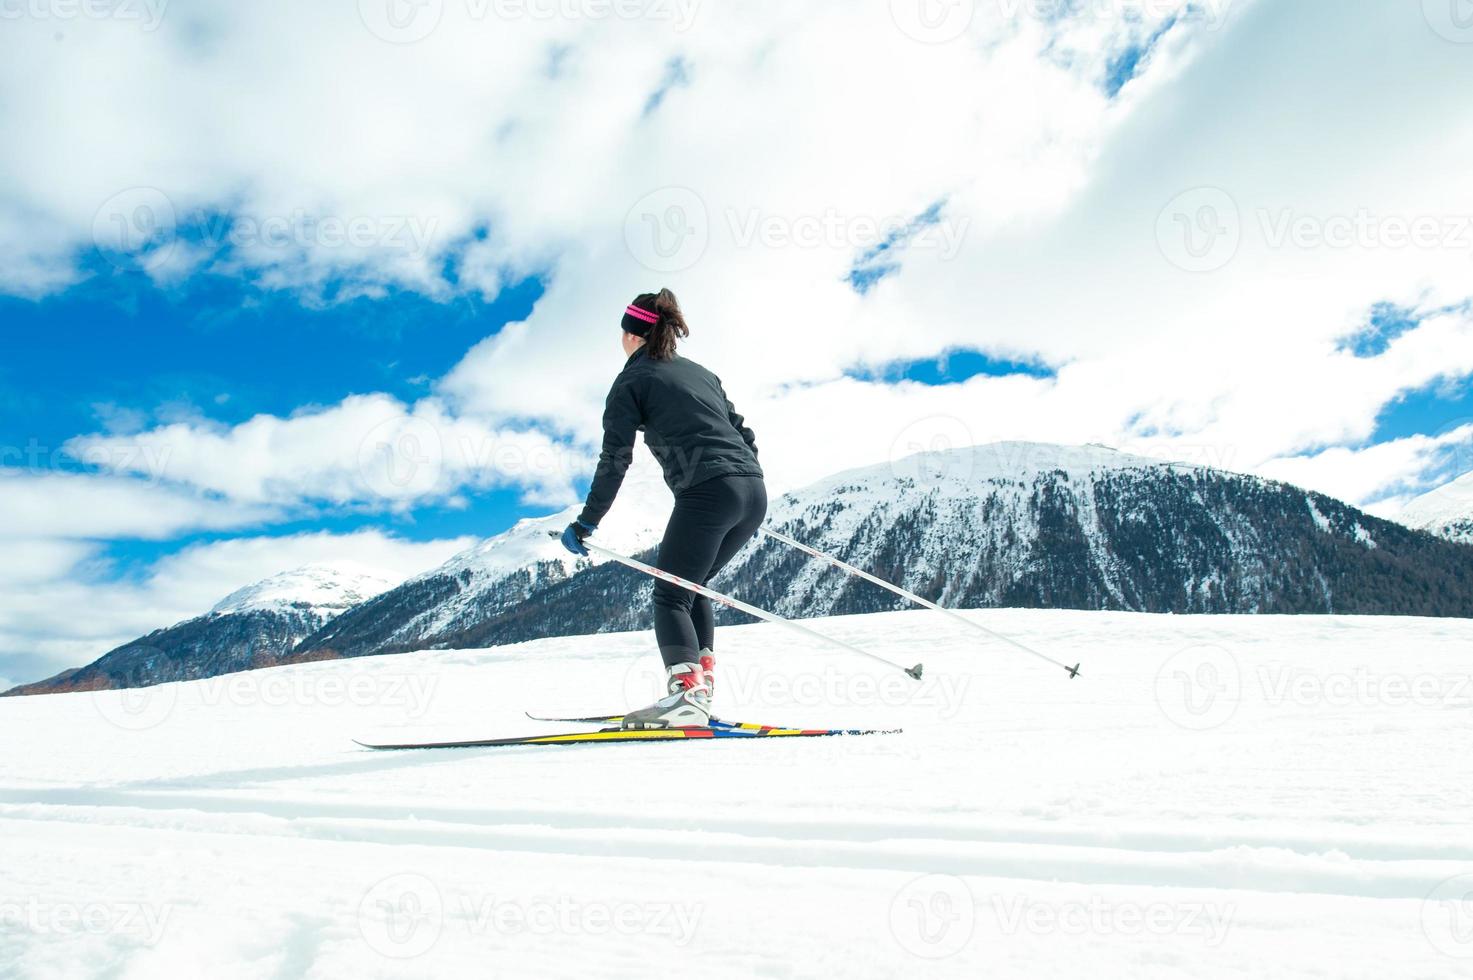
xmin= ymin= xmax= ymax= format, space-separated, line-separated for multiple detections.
xmin=1398 ymin=471 xmax=1473 ymax=544
xmin=2 ymin=562 xmax=398 ymax=696
xmin=13 ymin=442 xmax=1473 ymax=695
xmin=210 ymin=562 xmax=399 ymax=617
xmin=293 ymin=499 xmax=668 ymax=659
xmin=302 ymin=442 xmax=1473 ymax=661
xmin=720 ymin=441 xmax=1429 ymax=617
xmin=492 ymin=442 xmax=1473 ymax=641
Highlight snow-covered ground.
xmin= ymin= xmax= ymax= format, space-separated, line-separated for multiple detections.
xmin=3 ymin=609 xmax=1472 ymax=979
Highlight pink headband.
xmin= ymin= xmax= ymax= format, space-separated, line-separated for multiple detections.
xmin=624 ymin=304 xmax=659 ymax=324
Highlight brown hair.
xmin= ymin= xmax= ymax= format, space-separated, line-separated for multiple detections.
xmin=645 ymin=288 xmax=689 ymax=360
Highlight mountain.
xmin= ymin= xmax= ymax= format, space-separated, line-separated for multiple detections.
xmin=2 ymin=563 xmax=398 ymax=696
xmin=316 ymin=442 xmax=1473 ymax=660
xmin=14 ymin=442 xmax=1473 ymax=695
xmin=1398 ymin=471 xmax=1473 ymax=544
xmin=704 ymin=442 xmax=1473 ymax=619
xmin=292 ymin=500 xmax=668 ymax=659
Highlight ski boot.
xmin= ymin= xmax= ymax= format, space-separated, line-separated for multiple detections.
xmin=622 ymin=662 xmax=711 ymax=730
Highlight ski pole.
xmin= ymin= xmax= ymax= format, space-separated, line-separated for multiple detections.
xmin=759 ymin=526 xmax=1081 ymax=679
xmin=554 ymin=533 xmax=924 ymax=681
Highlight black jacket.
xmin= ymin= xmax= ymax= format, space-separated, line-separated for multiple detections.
xmin=578 ymin=347 xmax=762 ymax=527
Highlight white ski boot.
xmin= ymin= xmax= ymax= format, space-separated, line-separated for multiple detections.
xmin=622 ymin=662 xmax=711 ymax=730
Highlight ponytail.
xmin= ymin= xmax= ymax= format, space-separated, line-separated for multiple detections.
xmin=646 ymin=288 xmax=689 ymax=360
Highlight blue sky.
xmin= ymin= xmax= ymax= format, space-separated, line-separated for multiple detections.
xmin=2 ymin=268 xmax=549 ymax=568
xmin=847 ymin=349 xmax=1056 ymax=386
xmin=1355 ymin=305 xmax=1473 ymax=449
xmin=2 ymin=0 xmax=1471 ymax=687
xmin=2 ymin=267 xmax=540 ymax=455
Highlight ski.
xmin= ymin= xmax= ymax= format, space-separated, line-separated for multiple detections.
xmin=525 ymin=711 xmax=791 ymax=731
xmin=354 ymin=725 xmax=898 ymax=751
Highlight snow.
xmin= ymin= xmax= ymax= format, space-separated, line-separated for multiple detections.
xmin=741 ymin=441 xmax=1255 ymax=617
xmin=209 ymin=562 xmax=400 ymax=618
xmin=407 ymin=441 xmax=1188 ymax=607
xmin=335 ymin=440 xmax=1264 ymax=645
xmin=395 ymin=471 xmax=670 ymax=640
xmin=3 ymin=608 xmax=1472 ymax=978
xmin=423 ymin=498 xmax=668 ymax=584
xmin=800 ymin=440 xmax=1192 ymax=505
xmin=1400 ymin=471 xmax=1473 ymax=542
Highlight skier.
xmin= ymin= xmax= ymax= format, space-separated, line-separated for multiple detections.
xmin=561 ymin=289 xmax=765 ymax=729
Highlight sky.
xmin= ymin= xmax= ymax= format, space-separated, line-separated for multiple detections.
xmin=2 ymin=0 xmax=1472 ymax=688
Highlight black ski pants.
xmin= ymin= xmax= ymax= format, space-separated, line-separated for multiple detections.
xmin=652 ymin=474 xmax=768 ymax=667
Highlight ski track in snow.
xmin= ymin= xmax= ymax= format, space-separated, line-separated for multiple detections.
xmin=2 ymin=609 xmax=1472 ymax=978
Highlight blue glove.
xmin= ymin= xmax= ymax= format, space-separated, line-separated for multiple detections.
xmin=560 ymin=520 xmax=596 ymax=556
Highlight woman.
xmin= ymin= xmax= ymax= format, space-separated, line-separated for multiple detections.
xmin=560 ymin=289 xmax=766 ymax=729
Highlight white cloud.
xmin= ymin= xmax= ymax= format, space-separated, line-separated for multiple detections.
xmin=4 ymin=0 xmax=1473 ymax=683
xmin=0 ymin=539 xmax=97 ymax=586
xmin=1259 ymin=424 xmax=1473 ymax=516
xmin=434 ymin=0 xmax=1473 ymax=502
xmin=8 ymin=0 xmax=1468 ymax=509
xmin=66 ymin=394 xmax=589 ymax=510
xmin=0 ymin=470 xmax=277 ymax=539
